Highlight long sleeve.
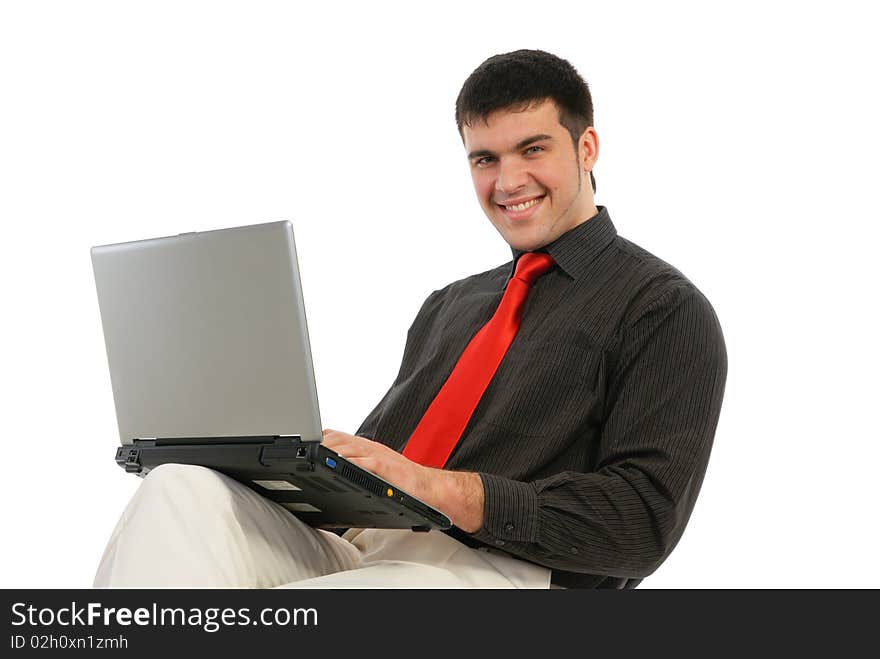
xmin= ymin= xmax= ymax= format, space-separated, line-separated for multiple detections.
xmin=468 ymin=284 xmax=728 ymax=578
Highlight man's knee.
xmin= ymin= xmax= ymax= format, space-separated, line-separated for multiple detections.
xmin=144 ymin=462 xmax=216 ymax=482
xmin=139 ymin=463 xmax=235 ymax=505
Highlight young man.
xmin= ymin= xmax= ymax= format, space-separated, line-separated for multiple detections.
xmin=95 ymin=50 xmax=726 ymax=589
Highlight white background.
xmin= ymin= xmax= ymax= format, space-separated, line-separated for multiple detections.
xmin=1 ymin=0 xmax=877 ymax=588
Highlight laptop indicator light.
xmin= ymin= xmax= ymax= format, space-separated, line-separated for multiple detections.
xmin=386 ymin=488 xmax=394 ymax=497
xmin=325 ymin=457 xmax=337 ymax=469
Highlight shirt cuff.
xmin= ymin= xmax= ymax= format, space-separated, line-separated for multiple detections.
xmin=469 ymin=473 xmax=539 ymax=546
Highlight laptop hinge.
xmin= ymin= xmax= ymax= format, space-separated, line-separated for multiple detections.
xmin=115 ymin=435 xmax=316 ymax=474
xmin=145 ymin=435 xmax=303 ymax=446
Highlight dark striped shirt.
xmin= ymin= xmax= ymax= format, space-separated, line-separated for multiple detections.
xmin=357 ymin=206 xmax=727 ymax=588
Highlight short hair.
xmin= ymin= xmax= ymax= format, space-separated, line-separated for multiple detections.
xmin=455 ymin=49 xmax=596 ymax=193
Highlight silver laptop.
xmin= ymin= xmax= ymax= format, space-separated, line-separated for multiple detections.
xmin=91 ymin=222 xmax=450 ymax=531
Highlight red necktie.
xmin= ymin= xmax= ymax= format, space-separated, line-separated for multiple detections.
xmin=402 ymin=251 xmax=556 ymax=468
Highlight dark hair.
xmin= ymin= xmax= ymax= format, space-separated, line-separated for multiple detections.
xmin=455 ymin=49 xmax=596 ymax=193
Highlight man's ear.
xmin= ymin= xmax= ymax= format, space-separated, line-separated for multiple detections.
xmin=580 ymin=127 xmax=599 ymax=173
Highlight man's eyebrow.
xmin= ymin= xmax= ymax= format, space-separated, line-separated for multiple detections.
xmin=467 ymin=148 xmax=496 ymax=160
xmin=514 ymin=133 xmax=554 ymax=150
xmin=467 ymin=133 xmax=554 ymax=160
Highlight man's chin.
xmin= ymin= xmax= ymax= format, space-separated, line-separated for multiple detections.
xmin=500 ymin=230 xmax=549 ymax=253
xmin=490 ymin=217 xmax=552 ymax=252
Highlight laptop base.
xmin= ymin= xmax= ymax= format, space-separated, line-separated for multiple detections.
xmin=115 ymin=435 xmax=450 ymax=533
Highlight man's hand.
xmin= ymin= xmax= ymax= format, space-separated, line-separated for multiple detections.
xmin=321 ymin=429 xmax=485 ymax=533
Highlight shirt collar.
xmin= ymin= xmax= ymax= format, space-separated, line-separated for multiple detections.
xmin=510 ymin=206 xmax=617 ymax=280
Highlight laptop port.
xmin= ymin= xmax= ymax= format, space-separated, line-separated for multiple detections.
xmin=296 ymin=447 xmax=308 ymax=458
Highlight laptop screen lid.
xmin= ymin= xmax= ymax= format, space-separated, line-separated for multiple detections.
xmin=91 ymin=221 xmax=322 ymax=445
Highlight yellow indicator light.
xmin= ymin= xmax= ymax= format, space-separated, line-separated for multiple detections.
xmin=386 ymin=487 xmax=394 ymax=497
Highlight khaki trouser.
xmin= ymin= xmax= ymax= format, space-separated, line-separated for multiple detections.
xmin=94 ymin=463 xmax=551 ymax=589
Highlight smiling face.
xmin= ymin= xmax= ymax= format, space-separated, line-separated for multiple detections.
xmin=462 ymin=100 xmax=599 ymax=251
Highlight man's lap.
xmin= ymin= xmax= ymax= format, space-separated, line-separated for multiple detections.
xmin=94 ymin=463 xmax=549 ymax=589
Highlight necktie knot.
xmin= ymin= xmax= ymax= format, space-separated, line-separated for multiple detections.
xmin=513 ymin=251 xmax=555 ymax=285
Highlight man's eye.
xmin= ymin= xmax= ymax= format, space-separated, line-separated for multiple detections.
xmin=525 ymin=145 xmax=544 ymax=155
xmin=474 ymin=157 xmax=495 ymax=167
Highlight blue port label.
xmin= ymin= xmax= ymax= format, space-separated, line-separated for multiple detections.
xmin=325 ymin=457 xmax=337 ymax=469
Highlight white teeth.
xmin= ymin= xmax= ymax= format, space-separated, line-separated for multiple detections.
xmin=505 ymin=197 xmax=542 ymax=212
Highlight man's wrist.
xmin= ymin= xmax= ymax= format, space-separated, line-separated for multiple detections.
xmin=431 ymin=469 xmax=484 ymax=533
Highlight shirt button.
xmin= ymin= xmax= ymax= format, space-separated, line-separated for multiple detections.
xmin=504 ymin=523 xmax=515 ymax=533
xmin=496 ymin=539 xmax=506 ymax=547
xmin=570 ymin=547 xmax=579 ymax=555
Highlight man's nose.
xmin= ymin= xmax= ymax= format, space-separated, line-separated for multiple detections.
xmin=495 ymin=159 xmax=529 ymax=194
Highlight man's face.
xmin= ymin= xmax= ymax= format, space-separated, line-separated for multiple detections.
xmin=462 ymin=100 xmax=598 ymax=252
